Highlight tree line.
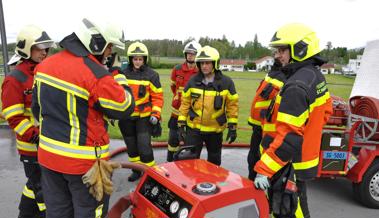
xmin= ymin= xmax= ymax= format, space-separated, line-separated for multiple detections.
xmin=2 ymin=35 xmax=363 ymax=66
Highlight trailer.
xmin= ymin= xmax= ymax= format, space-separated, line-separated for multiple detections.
xmin=318 ymin=95 xmax=379 ymax=208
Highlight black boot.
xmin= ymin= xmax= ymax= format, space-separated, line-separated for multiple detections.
xmin=167 ymin=150 xmax=174 ymax=162
xmin=128 ymin=170 xmax=142 ymax=182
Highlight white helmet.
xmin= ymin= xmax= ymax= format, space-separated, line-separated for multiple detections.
xmin=14 ymin=24 xmax=55 ymax=59
xmin=183 ymin=41 xmax=201 ymax=55
xmin=75 ymin=18 xmax=125 ymax=55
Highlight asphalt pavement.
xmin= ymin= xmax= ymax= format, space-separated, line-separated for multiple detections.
xmin=0 ymin=128 xmax=378 ymax=218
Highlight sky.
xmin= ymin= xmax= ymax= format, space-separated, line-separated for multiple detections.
xmin=2 ymin=0 xmax=379 ymax=49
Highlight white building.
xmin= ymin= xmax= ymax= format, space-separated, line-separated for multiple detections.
xmin=254 ymin=56 xmax=274 ymax=71
xmin=320 ymin=63 xmax=336 ymax=74
xmin=219 ymin=59 xmax=246 ymax=72
xmin=343 ymin=55 xmax=362 ymax=75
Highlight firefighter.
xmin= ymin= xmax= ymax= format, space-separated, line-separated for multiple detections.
xmin=253 ymin=23 xmax=333 ymax=218
xmin=31 ymin=18 xmax=134 ymax=218
xmin=178 ymin=46 xmax=239 ymax=166
xmin=247 ymin=59 xmax=286 ymax=180
xmin=166 ymin=41 xmax=201 ymax=162
xmin=118 ymin=41 xmax=164 ymax=182
xmin=1 ymin=24 xmax=56 ymax=218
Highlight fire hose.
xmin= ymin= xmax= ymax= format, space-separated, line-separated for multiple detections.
xmin=350 ymin=96 xmax=379 ymax=140
xmin=107 ymin=162 xmax=148 ymax=218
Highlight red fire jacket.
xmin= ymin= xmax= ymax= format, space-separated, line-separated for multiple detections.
xmin=31 ymin=33 xmax=134 ymax=174
xmin=170 ymin=63 xmax=198 ymax=117
xmin=1 ymin=60 xmax=39 ymax=157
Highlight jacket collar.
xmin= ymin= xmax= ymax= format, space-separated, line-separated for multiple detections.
xmin=16 ymin=59 xmax=37 ymax=76
xmin=194 ymin=70 xmax=222 ymax=83
xmin=59 ymin=33 xmax=90 ymax=57
xmin=182 ymin=62 xmax=197 ymax=72
xmin=281 ymin=55 xmax=326 ymax=78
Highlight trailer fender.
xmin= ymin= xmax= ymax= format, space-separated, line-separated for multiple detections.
xmin=347 ymin=147 xmax=379 ymax=183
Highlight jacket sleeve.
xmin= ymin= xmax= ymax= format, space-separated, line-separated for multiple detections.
xmin=170 ymin=68 xmax=177 ymax=94
xmin=178 ymin=82 xmax=192 ymax=124
xmin=248 ymin=79 xmax=265 ymax=127
xmin=149 ymin=73 xmax=164 ymax=119
xmin=225 ymin=79 xmax=239 ymax=125
xmin=92 ymin=75 xmax=134 ymax=120
xmin=1 ymin=77 xmax=38 ymax=142
xmin=254 ymin=85 xmax=308 ymax=178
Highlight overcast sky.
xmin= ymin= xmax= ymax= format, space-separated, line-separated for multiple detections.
xmin=2 ymin=0 xmax=378 ymax=49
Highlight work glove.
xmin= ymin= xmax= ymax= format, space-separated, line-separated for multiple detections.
xmin=149 ymin=116 xmax=158 ymax=125
xmin=226 ymin=124 xmax=237 ymax=144
xmin=254 ymin=173 xmax=270 ymax=190
xmin=82 ymin=159 xmax=121 ymax=201
xmin=151 ymin=121 xmax=162 ymax=138
xmin=178 ymin=121 xmax=186 ymax=143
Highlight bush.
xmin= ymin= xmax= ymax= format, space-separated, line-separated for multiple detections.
xmin=245 ymin=62 xmax=256 ymax=70
xmin=150 ymin=62 xmax=177 ymax=69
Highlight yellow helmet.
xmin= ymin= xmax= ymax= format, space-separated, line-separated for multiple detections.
xmin=127 ymin=41 xmax=149 ymax=63
xmin=270 ymin=23 xmax=321 ymax=62
xmin=75 ymin=18 xmax=125 ymax=55
xmin=195 ymin=46 xmax=220 ymax=70
xmin=15 ymin=25 xmax=55 ymax=59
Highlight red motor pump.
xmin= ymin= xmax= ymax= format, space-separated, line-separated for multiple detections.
xmin=109 ymin=159 xmax=269 ymax=218
xmin=326 ymin=95 xmax=350 ymax=126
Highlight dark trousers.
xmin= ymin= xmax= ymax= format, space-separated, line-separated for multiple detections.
xmin=167 ymin=117 xmax=179 ymax=158
xmin=247 ymin=125 xmax=262 ymax=180
xmin=40 ymin=166 xmax=109 ymax=218
xmin=185 ymin=127 xmax=223 ymax=166
xmin=118 ymin=117 xmax=154 ymax=164
xmin=297 ymin=180 xmax=310 ymax=218
xmin=19 ymin=156 xmax=45 ymax=218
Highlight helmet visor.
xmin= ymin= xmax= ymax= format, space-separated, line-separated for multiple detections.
xmin=35 ymin=41 xmax=56 ymax=49
xmin=7 ymin=54 xmax=22 ymax=65
xmin=185 ymin=50 xmax=197 ymax=55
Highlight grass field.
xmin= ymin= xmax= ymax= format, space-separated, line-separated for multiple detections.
xmin=107 ymin=70 xmax=355 ymax=143
xmin=0 ymin=71 xmax=355 ymax=143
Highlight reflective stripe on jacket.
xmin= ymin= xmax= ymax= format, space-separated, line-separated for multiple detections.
xmin=170 ymin=63 xmax=198 ymax=117
xmin=1 ymin=60 xmax=39 ymax=156
xmin=254 ymin=58 xmax=333 ymax=180
xmin=32 ymin=33 xmax=134 ymax=174
xmin=178 ymin=71 xmax=238 ymax=133
xmin=248 ymin=70 xmax=286 ymax=127
xmin=122 ymin=65 xmax=163 ymax=119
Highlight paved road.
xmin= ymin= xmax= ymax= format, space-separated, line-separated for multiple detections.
xmin=0 ymin=129 xmax=378 ymax=218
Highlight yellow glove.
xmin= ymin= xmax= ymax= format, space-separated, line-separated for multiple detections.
xmin=82 ymin=159 xmax=121 ymax=201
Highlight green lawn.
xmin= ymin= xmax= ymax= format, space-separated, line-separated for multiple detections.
xmin=1 ymin=72 xmax=354 ymax=143
xmin=108 ymin=70 xmax=355 ymax=143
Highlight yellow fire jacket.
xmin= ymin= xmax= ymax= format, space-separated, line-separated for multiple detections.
xmin=178 ymin=71 xmax=238 ymax=133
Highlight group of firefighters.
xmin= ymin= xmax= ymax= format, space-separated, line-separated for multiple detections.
xmin=1 ymin=18 xmax=333 ymax=218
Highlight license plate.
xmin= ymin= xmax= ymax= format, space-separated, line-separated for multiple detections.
xmin=323 ymin=151 xmax=347 ymax=160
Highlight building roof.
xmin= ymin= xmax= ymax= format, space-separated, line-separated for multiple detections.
xmin=321 ymin=63 xmax=335 ymax=69
xmin=253 ymin=56 xmax=273 ymax=64
xmin=220 ymin=59 xmax=246 ymax=65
